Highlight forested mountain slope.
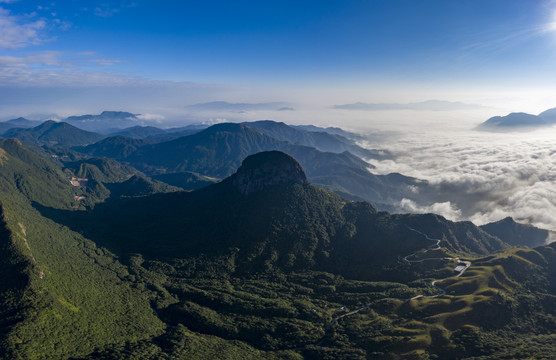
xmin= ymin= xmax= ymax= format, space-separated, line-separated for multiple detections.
xmin=2 ymin=141 xmax=556 ymax=359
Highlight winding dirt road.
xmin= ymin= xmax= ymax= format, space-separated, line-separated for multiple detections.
xmin=322 ymin=224 xmax=472 ymax=331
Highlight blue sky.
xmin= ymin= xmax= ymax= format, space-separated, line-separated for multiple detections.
xmin=1 ymin=0 xmax=556 ymax=126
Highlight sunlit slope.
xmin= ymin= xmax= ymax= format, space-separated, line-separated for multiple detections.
xmin=4 ymin=121 xmax=105 ymax=147
xmin=334 ymin=245 xmax=556 ymax=359
xmin=0 ymin=139 xmax=164 ymax=359
xmin=4 ymin=144 xmax=556 ymax=358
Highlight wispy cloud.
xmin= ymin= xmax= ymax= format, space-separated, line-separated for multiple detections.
xmin=94 ymin=6 xmax=120 ymax=18
xmin=460 ymin=26 xmax=545 ymax=56
xmin=53 ymin=18 xmax=72 ymax=31
xmin=0 ymin=51 xmax=132 ymax=86
xmin=93 ymin=1 xmax=137 ymax=17
xmin=136 ymin=113 xmax=165 ymax=123
xmin=86 ymin=58 xmax=123 ymax=66
xmin=333 ymin=100 xmax=485 ymax=111
xmin=0 ymin=8 xmax=47 ymax=49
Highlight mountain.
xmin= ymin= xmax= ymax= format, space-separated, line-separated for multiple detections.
xmin=3 ymin=120 xmax=105 ymax=147
xmin=151 ymin=171 xmax=217 ymax=190
xmin=231 ymin=150 xmax=308 ymax=194
xmin=0 ymin=117 xmax=43 ymax=135
xmin=480 ymin=217 xmax=551 ymax=248
xmin=398 ymin=213 xmax=507 ymax=255
xmin=78 ymin=122 xmax=422 ymax=206
xmin=477 ymin=112 xmax=547 ymax=129
xmin=538 ymin=107 xmax=556 ymax=123
xmin=0 ymin=139 xmax=164 ymax=359
xmin=117 ymin=122 xmax=421 ymax=206
xmin=143 ymin=124 xmax=208 ymax=142
xmin=243 ymin=120 xmax=388 ymax=159
xmin=106 ymin=174 xmax=181 ymax=198
xmin=293 ymin=124 xmax=361 ymax=139
xmin=0 ymin=123 xmax=16 ymax=135
xmin=126 ymin=123 xmax=287 ymax=177
xmin=0 ymin=138 xmax=77 ymax=208
xmin=65 ymin=157 xmax=139 ymax=184
xmin=6 ymin=117 xmax=43 ymax=128
xmin=477 ymin=107 xmax=556 ymax=130
xmin=64 ymin=111 xmax=141 ymax=133
xmin=45 ymin=151 xmax=506 ymax=275
xmin=34 ymin=150 xmax=556 ymax=359
xmin=110 ymin=125 xmax=167 ymax=139
xmin=6 ymin=143 xmax=556 ymax=358
xmin=75 ymin=135 xmax=151 ymax=159
xmin=62 ymin=157 xmax=150 ymax=206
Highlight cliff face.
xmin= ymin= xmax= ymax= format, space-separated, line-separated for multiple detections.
xmin=231 ymin=151 xmax=308 ymax=195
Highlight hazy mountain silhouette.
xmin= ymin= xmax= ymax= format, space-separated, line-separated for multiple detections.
xmin=3 ymin=120 xmax=104 ymax=147
xmin=477 ymin=107 xmax=556 ymax=130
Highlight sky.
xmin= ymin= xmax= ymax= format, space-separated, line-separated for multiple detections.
xmin=2 ymin=0 xmax=556 ymax=125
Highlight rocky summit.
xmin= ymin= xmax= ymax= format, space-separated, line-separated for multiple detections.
xmin=231 ymin=150 xmax=308 ymax=195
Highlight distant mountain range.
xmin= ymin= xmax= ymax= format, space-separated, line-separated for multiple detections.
xmin=0 ymin=117 xmax=43 ymax=134
xmin=64 ymin=111 xmax=141 ymax=133
xmin=242 ymin=120 xmax=383 ymax=159
xmin=477 ymin=107 xmax=556 ymax=130
xmin=0 ymin=114 xmax=408 ymax=206
xmin=3 ymin=120 xmax=105 ymax=147
xmin=0 ymin=111 xmax=161 ymax=134
xmin=110 ymin=125 xmax=167 ymax=139
xmin=334 ymin=100 xmax=485 ymax=111
xmin=480 ymin=217 xmax=552 ymax=248
xmin=76 ymin=121 xmax=416 ymax=206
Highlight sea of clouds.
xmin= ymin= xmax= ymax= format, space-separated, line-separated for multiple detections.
xmin=363 ymin=127 xmax=556 ymax=232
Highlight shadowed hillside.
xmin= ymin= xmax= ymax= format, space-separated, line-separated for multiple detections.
xmin=4 ymin=142 xmax=556 ymax=359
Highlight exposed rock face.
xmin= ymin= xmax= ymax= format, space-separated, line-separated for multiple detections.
xmin=231 ymin=151 xmax=308 ymax=195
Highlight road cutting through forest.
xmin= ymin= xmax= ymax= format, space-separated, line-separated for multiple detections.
xmin=322 ymin=224 xmax=472 ymax=332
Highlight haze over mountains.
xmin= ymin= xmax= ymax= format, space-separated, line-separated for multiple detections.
xmin=334 ymin=100 xmax=485 ymax=112
xmin=0 ymin=114 xmax=421 ymax=208
xmin=187 ymin=101 xmax=292 ymax=112
xmin=1 ymin=110 xmax=556 ymax=360
xmin=1 ymin=111 xmax=161 ymax=135
xmin=3 ymin=121 xmax=104 ymax=147
xmin=3 ymin=110 xmax=556 ymax=232
xmin=477 ymin=107 xmax=556 ymax=130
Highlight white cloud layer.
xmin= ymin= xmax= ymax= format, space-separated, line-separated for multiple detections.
xmin=366 ymin=127 xmax=556 ymax=231
xmin=0 ymin=8 xmax=46 ymax=49
xmin=399 ymin=198 xmax=462 ymax=221
xmin=136 ymin=113 xmax=165 ymax=123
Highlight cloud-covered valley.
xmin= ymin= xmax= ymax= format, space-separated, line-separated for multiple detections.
xmin=364 ymin=128 xmax=556 ymax=232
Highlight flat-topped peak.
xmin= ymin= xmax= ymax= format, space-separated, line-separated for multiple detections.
xmin=231 ymin=151 xmax=307 ymax=195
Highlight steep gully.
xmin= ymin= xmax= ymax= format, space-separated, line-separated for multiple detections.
xmin=317 ymin=224 xmax=472 ymax=340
